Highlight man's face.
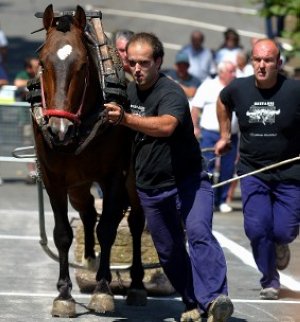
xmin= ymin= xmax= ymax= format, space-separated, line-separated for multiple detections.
xmin=191 ymin=33 xmax=203 ymax=50
xmin=127 ymin=41 xmax=161 ymax=90
xmin=115 ymin=37 xmax=128 ymax=68
xmin=252 ymin=40 xmax=281 ymax=87
xmin=176 ymin=62 xmax=189 ymax=78
xmin=220 ymin=64 xmax=236 ymax=85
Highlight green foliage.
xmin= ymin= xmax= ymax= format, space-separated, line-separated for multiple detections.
xmin=252 ymin=0 xmax=300 ymax=56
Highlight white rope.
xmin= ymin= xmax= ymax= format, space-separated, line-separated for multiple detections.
xmin=0 ymin=156 xmax=36 ymax=163
xmin=212 ymin=155 xmax=300 ymax=188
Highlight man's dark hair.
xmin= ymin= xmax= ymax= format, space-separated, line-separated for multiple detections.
xmin=126 ymin=32 xmax=164 ymax=64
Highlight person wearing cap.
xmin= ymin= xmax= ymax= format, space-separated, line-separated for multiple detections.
xmin=164 ymin=51 xmax=201 ymax=103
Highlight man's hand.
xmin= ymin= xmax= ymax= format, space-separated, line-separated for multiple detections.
xmin=104 ymin=102 xmax=125 ymax=125
xmin=215 ymin=137 xmax=232 ymax=156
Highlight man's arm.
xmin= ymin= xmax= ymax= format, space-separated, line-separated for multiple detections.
xmin=191 ymin=106 xmax=201 ymax=139
xmin=215 ymin=96 xmax=232 ymax=156
xmin=104 ymin=102 xmax=179 ymax=137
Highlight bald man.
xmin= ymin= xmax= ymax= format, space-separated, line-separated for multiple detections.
xmin=215 ymin=39 xmax=300 ymax=300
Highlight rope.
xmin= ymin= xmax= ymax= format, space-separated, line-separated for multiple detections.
xmin=212 ymin=155 xmax=300 ymax=188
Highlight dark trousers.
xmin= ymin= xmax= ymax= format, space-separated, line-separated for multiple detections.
xmin=137 ymin=171 xmax=228 ymax=311
xmin=240 ymin=176 xmax=300 ymax=289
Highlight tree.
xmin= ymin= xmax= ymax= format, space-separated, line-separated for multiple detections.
xmin=253 ymin=0 xmax=300 ymax=57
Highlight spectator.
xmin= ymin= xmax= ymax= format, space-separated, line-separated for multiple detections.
xmin=191 ymin=61 xmax=239 ymax=213
xmin=180 ymin=30 xmax=216 ymax=82
xmin=215 ymin=28 xmax=243 ymax=65
xmin=0 ymin=64 xmax=8 ymax=86
xmin=0 ymin=24 xmax=8 ymax=87
xmin=264 ymin=0 xmax=285 ymax=39
xmin=236 ymin=50 xmax=254 ymax=78
xmin=111 ymin=29 xmax=134 ymax=83
xmin=14 ymin=56 xmax=39 ymax=88
xmin=105 ymin=32 xmax=234 ymax=322
xmin=216 ymin=38 xmax=300 ymax=300
xmin=163 ymin=51 xmax=201 ymax=103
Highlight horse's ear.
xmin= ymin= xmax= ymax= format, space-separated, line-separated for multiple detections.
xmin=43 ymin=4 xmax=55 ymax=31
xmin=74 ymin=5 xmax=86 ymax=31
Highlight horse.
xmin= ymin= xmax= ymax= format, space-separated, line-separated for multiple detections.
xmin=27 ymin=4 xmax=146 ymax=317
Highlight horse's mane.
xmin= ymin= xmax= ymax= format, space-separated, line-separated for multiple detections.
xmin=56 ymin=15 xmax=72 ymax=32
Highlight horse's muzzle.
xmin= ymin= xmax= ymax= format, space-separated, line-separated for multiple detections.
xmin=47 ymin=116 xmax=77 ymax=146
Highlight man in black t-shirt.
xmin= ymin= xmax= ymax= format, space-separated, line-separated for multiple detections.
xmin=105 ymin=32 xmax=233 ymax=322
xmin=216 ymin=38 xmax=300 ymax=301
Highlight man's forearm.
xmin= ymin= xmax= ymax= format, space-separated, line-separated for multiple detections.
xmin=216 ymin=96 xmax=232 ymax=142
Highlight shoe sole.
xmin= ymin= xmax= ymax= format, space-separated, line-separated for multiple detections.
xmin=276 ymin=244 xmax=290 ymax=270
xmin=208 ymin=295 xmax=234 ymax=322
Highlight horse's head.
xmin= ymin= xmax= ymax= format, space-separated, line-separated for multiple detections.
xmin=38 ymin=4 xmax=101 ymax=147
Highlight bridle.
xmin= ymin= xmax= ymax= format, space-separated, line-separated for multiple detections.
xmin=38 ymin=60 xmax=90 ymax=125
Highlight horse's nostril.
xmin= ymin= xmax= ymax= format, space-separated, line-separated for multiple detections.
xmin=47 ymin=117 xmax=75 ymax=142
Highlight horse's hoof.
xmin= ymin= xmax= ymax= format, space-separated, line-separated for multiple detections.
xmin=81 ymin=255 xmax=97 ymax=271
xmin=126 ymin=288 xmax=147 ymax=306
xmin=88 ymin=293 xmax=115 ymax=313
xmin=51 ymin=298 xmax=76 ymax=317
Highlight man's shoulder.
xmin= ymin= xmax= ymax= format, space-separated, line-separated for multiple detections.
xmin=230 ymin=75 xmax=254 ymax=88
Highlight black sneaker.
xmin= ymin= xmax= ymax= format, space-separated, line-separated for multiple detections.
xmin=207 ymin=295 xmax=234 ymax=322
xmin=275 ymin=244 xmax=290 ymax=270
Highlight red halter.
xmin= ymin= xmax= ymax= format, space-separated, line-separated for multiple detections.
xmin=38 ymin=62 xmax=89 ymax=125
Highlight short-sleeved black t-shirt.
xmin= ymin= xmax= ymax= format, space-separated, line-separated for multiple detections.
xmin=220 ymin=74 xmax=300 ymax=182
xmin=127 ymin=73 xmax=203 ymax=189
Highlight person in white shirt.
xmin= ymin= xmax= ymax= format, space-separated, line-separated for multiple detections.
xmin=191 ymin=61 xmax=239 ymax=213
xmin=236 ymin=50 xmax=254 ymax=78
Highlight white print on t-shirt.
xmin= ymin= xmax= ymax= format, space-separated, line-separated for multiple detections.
xmin=130 ymin=104 xmax=145 ymax=116
xmin=246 ymin=101 xmax=280 ymax=125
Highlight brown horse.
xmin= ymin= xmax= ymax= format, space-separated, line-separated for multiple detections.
xmin=28 ymin=4 xmax=146 ymax=317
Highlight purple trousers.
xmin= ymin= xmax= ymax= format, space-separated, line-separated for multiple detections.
xmin=240 ymin=176 xmax=300 ymax=289
xmin=137 ymin=171 xmax=228 ymax=312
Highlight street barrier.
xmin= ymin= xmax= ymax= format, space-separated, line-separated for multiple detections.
xmin=0 ymin=102 xmax=33 ymax=157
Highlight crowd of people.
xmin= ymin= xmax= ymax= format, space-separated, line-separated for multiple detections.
xmin=0 ymin=18 xmax=299 ymax=322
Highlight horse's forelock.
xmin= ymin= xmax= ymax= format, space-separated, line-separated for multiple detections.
xmin=56 ymin=15 xmax=73 ymax=33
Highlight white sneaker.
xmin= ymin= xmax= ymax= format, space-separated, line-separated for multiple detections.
xmin=260 ymin=287 xmax=279 ymax=300
xmin=219 ymin=203 xmax=232 ymax=213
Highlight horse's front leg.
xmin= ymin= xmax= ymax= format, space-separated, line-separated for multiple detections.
xmin=69 ymin=184 xmax=98 ymax=270
xmin=88 ymin=179 xmax=125 ymax=313
xmin=48 ymin=188 xmax=76 ymax=317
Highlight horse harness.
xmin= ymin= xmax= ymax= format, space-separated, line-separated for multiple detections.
xmin=27 ymin=10 xmax=128 ymax=155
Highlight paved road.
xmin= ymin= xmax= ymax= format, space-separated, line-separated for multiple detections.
xmin=1 ymin=1 xmax=300 ymax=321
xmin=1 ymin=180 xmax=300 ymax=321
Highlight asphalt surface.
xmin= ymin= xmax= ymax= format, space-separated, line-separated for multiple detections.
xmin=1 ymin=177 xmax=300 ymax=322
xmin=1 ymin=1 xmax=300 ymax=321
